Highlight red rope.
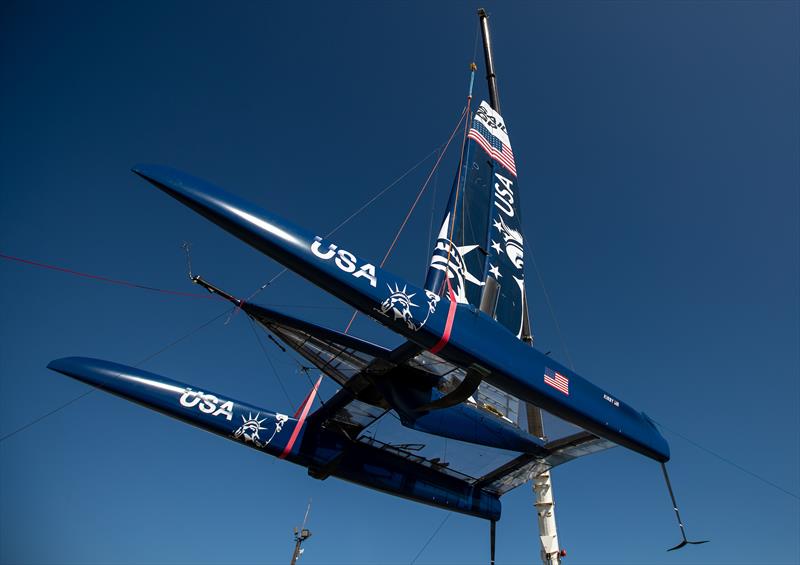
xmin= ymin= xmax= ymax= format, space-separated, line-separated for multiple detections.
xmin=0 ymin=252 xmax=214 ymax=299
xmin=441 ymin=91 xmax=475 ymax=296
xmin=378 ymin=107 xmax=468 ymax=270
xmin=342 ymin=107 xmax=468 ymax=335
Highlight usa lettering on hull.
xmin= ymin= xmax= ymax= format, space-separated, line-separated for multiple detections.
xmin=179 ymin=388 xmax=234 ymax=420
xmin=311 ymin=236 xmax=377 ymax=287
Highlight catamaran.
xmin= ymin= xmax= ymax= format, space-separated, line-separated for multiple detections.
xmin=48 ymin=9 xmax=705 ymax=564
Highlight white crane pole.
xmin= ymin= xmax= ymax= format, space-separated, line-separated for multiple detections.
xmin=533 ymin=470 xmax=563 ymax=565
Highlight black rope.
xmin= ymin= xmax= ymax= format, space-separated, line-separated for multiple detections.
xmin=410 ymin=512 xmax=451 ymax=564
xmin=526 ymin=239 xmax=575 ymax=371
xmin=0 ymin=145 xmax=440 ymax=445
xmin=0 ymin=390 xmax=95 ymax=443
xmin=472 ymin=15 xmax=481 ymax=67
xmin=243 ymin=147 xmax=440 ymax=305
xmin=0 ymin=307 xmax=234 ymax=444
xmin=134 ymin=309 xmax=232 ymax=366
xmin=298 ymin=365 xmax=327 ymax=407
xmin=655 ymin=419 xmax=799 ymax=501
xmin=247 ymin=316 xmax=296 ymax=412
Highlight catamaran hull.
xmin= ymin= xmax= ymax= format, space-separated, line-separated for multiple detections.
xmin=130 ymin=164 xmax=669 ymax=463
xmin=47 ymin=357 xmax=501 ymax=521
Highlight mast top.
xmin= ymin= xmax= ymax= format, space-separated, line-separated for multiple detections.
xmin=477 ymin=8 xmax=500 ymax=112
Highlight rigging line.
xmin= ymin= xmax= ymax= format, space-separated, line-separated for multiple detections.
xmin=134 ymin=309 xmax=232 ymax=366
xmin=247 ymin=316 xmax=296 ymax=412
xmin=0 ymin=308 xmax=234 ymax=444
xmin=527 ymin=242 xmax=575 ymax=371
xmin=239 ymin=145 xmax=444 ymax=307
xmin=342 ymin=107 xmax=468 ymax=334
xmin=0 ymin=251 xmax=342 ymax=311
xmin=0 ymin=390 xmax=95 ymax=444
xmin=441 ymin=70 xmax=476 ymax=295
xmin=361 ymin=407 xmax=392 ymax=438
xmin=5 ymin=146 xmax=449 ymax=439
xmin=410 ymin=512 xmax=452 ymax=564
xmin=299 ymin=366 xmax=326 ymax=406
xmin=472 ymin=14 xmax=481 ymax=67
xmin=379 ymin=107 xmax=468 ymax=269
xmin=5 ymin=146 xmax=442 ymax=444
xmin=424 ymin=149 xmax=440 ymax=276
xmin=653 ymin=419 xmax=800 ymax=501
xmin=257 ymin=303 xmax=349 ymax=310
xmin=0 ymin=253 xmax=214 ymax=300
xmin=325 ymin=147 xmax=442 ymax=241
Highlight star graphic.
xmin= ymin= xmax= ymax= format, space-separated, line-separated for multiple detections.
xmin=433 ymin=213 xmax=485 ymax=288
xmin=493 ymin=219 xmax=503 ymax=231
xmin=491 ymin=240 xmax=503 ymax=254
xmin=489 ymin=264 xmax=502 ymax=278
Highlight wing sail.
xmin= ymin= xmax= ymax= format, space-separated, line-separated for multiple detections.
xmin=423 ymin=101 xmax=536 ymax=439
xmin=425 ymin=101 xmax=530 ymax=341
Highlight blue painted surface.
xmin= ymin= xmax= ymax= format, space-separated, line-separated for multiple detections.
xmin=132 ymin=163 xmax=669 ymax=461
xmin=47 ymin=356 xmax=501 ymax=520
xmin=2 ymin=3 xmax=796 ymax=563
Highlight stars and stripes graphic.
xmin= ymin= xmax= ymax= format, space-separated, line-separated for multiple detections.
xmin=468 ymin=119 xmax=517 ymax=176
xmin=544 ymin=367 xmax=569 ymax=395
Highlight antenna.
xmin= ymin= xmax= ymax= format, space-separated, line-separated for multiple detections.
xmin=290 ymin=499 xmax=313 ymax=565
xmin=181 ymin=241 xmax=194 ymax=279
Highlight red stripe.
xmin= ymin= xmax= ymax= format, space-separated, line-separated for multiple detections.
xmin=468 ymin=130 xmax=495 ymax=155
xmin=544 ymin=377 xmax=570 ymax=395
xmin=279 ymin=375 xmax=322 ymax=459
xmin=430 ymin=279 xmax=457 ymax=354
xmin=292 ymin=386 xmax=316 ymax=419
xmin=0 ymin=253 xmax=213 ymax=299
xmin=468 ymin=130 xmax=517 ymax=176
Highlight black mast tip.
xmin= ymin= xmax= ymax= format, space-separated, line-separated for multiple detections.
xmin=477 ymin=6 xmax=500 ymax=112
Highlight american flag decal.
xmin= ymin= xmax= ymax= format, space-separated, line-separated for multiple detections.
xmin=468 ymin=101 xmax=517 ymax=176
xmin=468 ymin=122 xmax=517 ymax=176
xmin=544 ymin=367 xmax=569 ymax=395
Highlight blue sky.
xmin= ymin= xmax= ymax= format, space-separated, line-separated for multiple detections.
xmin=1 ymin=1 xmax=798 ymax=564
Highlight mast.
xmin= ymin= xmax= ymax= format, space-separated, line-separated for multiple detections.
xmin=478 ymin=8 xmax=533 ymax=345
xmin=478 ymin=8 xmax=501 ymax=112
xmin=476 ymin=9 xmax=563 ymax=565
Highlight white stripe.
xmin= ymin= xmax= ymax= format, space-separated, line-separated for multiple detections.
xmin=544 ymin=375 xmax=570 ymax=395
xmin=470 ymin=130 xmax=517 ymax=175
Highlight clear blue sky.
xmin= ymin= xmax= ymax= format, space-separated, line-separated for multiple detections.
xmin=1 ymin=1 xmax=798 ymax=564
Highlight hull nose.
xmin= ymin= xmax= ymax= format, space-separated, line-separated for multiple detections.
xmin=46 ymin=356 xmax=298 ymax=459
xmin=131 ymin=163 xmax=302 ymax=252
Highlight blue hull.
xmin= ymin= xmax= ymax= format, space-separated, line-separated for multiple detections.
xmin=48 ymin=357 xmax=501 ymax=521
xmin=131 ymin=164 xmax=669 ymax=462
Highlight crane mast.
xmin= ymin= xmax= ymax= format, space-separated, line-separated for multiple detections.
xmin=477 ymin=9 xmax=563 ymax=565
